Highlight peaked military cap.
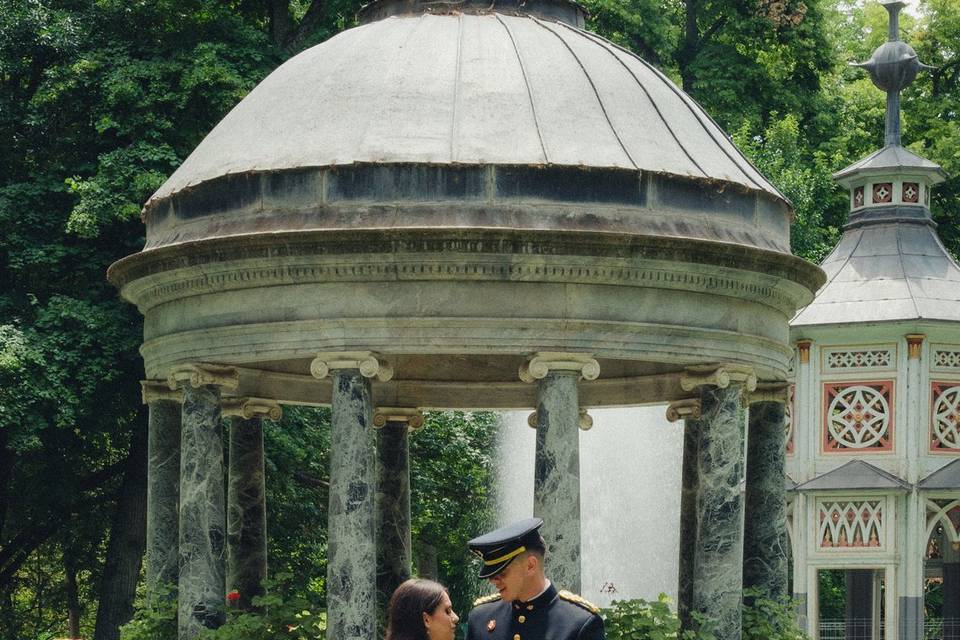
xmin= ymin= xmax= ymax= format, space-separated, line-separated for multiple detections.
xmin=468 ymin=517 xmax=544 ymax=579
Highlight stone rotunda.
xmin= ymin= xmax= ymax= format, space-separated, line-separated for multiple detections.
xmin=786 ymin=2 xmax=960 ymax=638
xmin=108 ymin=0 xmax=824 ymax=638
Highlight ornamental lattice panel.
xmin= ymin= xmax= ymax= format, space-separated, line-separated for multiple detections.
xmin=822 ymin=346 xmax=895 ymax=371
xmin=933 ymin=349 xmax=960 ymax=370
xmin=823 ymin=381 xmax=894 ymax=452
xmin=818 ymin=500 xmax=884 ymax=548
xmin=931 ymin=382 xmax=960 ymax=452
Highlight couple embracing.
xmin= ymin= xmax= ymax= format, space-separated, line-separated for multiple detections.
xmin=385 ymin=518 xmax=605 ymax=640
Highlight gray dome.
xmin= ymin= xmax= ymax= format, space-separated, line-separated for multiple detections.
xmin=147 ymin=11 xmax=782 ymax=207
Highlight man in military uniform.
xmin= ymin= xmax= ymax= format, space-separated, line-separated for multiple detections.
xmin=465 ymin=517 xmax=604 ymax=640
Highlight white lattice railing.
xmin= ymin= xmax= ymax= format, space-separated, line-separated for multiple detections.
xmin=924 ymin=618 xmax=960 ymax=640
xmin=818 ymin=619 xmax=883 ymax=640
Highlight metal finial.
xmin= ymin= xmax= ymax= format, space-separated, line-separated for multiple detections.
xmin=851 ymin=0 xmax=933 ymax=147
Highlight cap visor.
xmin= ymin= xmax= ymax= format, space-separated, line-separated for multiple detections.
xmin=477 ymin=556 xmax=515 ymax=579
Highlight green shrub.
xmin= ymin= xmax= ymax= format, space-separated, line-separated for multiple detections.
xmin=119 ymin=584 xmax=177 ymax=640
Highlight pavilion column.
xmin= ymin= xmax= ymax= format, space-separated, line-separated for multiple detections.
xmin=168 ymin=364 xmax=239 ymax=639
xmin=521 ymin=352 xmax=599 ymax=594
xmin=743 ymin=385 xmax=790 ymax=603
xmin=223 ymin=398 xmax=282 ymax=611
xmin=681 ymin=365 xmax=757 ymax=640
xmin=667 ymin=398 xmax=704 ymax=629
xmin=373 ymin=407 xmax=422 ymax=637
xmin=142 ymin=381 xmax=184 ymax=603
xmin=311 ymin=352 xmax=393 ymax=640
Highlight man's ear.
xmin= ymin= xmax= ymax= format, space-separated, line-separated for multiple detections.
xmin=525 ymin=552 xmax=539 ymax=574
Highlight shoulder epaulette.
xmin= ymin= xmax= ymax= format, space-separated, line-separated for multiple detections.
xmin=473 ymin=592 xmax=502 ymax=606
xmin=557 ymin=590 xmax=601 ymax=614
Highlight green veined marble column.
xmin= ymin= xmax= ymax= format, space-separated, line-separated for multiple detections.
xmin=327 ymin=370 xmax=377 ymax=640
xmin=145 ymin=395 xmax=182 ymax=602
xmin=375 ymin=418 xmax=412 ymax=637
xmin=743 ymin=399 xmax=788 ymax=602
xmin=678 ymin=414 xmax=702 ymax=629
xmin=227 ymin=415 xmax=268 ymax=610
xmin=533 ymin=370 xmax=582 ymax=593
xmin=178 ymin=384 xmax=226 ymax=639
xmin=692 ymin=383 xmax=746 ymax=639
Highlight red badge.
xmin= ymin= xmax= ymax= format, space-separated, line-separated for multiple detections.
xmin=487 ymin=620 xmax=496 ymax=632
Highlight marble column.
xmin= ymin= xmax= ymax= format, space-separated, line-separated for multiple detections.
xmin=374 ymin=408 xmax=421 ymax=638
xmin=681 ymin=365 xmax=756 ymax=640
xmin=311 ymin=352 xmax=392 ymax=640
xmin=142 ymin=381 xmax=183 ymax=602
xmin=223 ymin=398 xmax=280 ymax=611
xmin=521 ymin=352 xmax=599 ymax=594
xmin=743 ymin=394 xmax=789 ymax=603
xmin=177 ymin=383 xmax=227 ymax=638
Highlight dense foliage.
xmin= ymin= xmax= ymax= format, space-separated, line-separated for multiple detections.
xmin=2 ymin=0 xmax=959 ymax=637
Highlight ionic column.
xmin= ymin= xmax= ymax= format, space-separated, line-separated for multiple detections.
xmin=311 ymin=352 xmax=393 ymax=640
xmin=222 ymin=398 xmax=282 ymax=611
xmin=680 ymin=365 xmax=757 ymax=639
xmin=666 ymin=398 xmax=702 ymax=629
xmin=142 ymin=381 xmax=183 ymax=603
xmin=520 ymin=352 xmax=600 ymax=593
xmin=373 ymin=407 xmax=422 ymax=637
xmin=168 ymin=364 xmax=239 ymax=639
xmin=743 ymin=384 xmax=790 ymax=603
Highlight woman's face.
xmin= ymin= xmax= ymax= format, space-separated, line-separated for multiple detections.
xmin=422 ymin=591 xmax=459 ymax=640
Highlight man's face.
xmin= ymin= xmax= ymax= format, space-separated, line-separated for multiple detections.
xmin=488 ymin=555 xmax=529 ymax=602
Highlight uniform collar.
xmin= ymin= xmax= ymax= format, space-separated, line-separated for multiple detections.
xmin=513 ymin=581 xmax=557 ymax=610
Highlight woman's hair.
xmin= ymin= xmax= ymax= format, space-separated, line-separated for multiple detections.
xmin=385 ymin=578 xmax=448 ymax=640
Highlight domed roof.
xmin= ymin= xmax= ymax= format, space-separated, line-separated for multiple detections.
xmin=146 ymin=7 xmax=783 ymax=208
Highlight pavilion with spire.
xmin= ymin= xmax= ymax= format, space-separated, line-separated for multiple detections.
xmin=787 ymin=2 xmax=960 ymax=638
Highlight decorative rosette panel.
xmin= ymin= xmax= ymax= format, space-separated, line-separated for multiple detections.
xmin=823 ymin=381 xmax=894 ymax=452
xmin=931 ymin=382 xmax=960 ymax=452
xmin=785 ymin=384 xmax=795 ymax=455
xmin=818 ymin=500 xmax=884 ymax=549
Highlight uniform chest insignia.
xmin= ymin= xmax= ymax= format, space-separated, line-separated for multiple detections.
xmin=557 ymin=590 xmax=601 ymax=614
xmin=487 ymin=619 xmax=496 ymax=632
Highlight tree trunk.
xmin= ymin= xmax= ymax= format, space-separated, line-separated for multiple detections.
xmin=93 ymin=423 xmax=148 ymax=640
xmin=65 ymin=553 xmax=81 ymax=639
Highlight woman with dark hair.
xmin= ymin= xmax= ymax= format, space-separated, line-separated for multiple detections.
xmin=386 ymin=578 xmax=460 ymax=640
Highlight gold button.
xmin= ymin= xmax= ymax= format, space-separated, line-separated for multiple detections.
xmin=526 ymin=605 xmax=533 ymax=610
xmin=518 ymin=615 xmax=526 ymax=624
xmin=514 ymin=635 xmax=521 ymax=640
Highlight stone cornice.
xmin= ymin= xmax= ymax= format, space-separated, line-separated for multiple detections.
xmin=141 ymin=380 xmax=183 ymax=404
xmin=222 ymin=397 xmax=283 ymax=421
xmin=680 ymin=365 xmax=758 ymax=392
xmin=167 ymin=364 xmax=239 ymax=391
xmin=109 ymin=230 xmax=823 ymax=315
xmin=519 ymin=352 xmax=601 ymax=383
xmin=310 ymin=351 xmax=394 ymax=381
xmin=373 ymin=407 xmax=425 ymax=429
xmin=665 ymin=398 xmax=701 ymax=422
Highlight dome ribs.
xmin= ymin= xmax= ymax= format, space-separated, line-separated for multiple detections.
xmin=572 ymin=25 xmax=775 ymax=196
xmin=450 ymin=14 xmax=465 ymax=162
xmin=531 ymin=16 xmax=638 ymax=171
xmin=495 ymin=14 xmax=549 ymax=164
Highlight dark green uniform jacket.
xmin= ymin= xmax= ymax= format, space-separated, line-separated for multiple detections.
xmin=465 ymin=583 xmax=605 ymax=640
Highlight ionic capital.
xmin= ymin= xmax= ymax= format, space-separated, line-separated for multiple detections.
xmin=519 ymin=352 xmax=600 ymax=383
xmin=310 ymin=351 xmax=393 ymax=382
xmin=796 ymin=340 xmax=812 ymax=364
xmin=167 ymin=364 xmax=239 ymax=391
xmin=665 ymin=398 xmax=701 ymax=423
xmin=373 ymin=407 xmax=425 ymax=430
xmin=747 ymin=382 xmax=790 ymax=405
xmin=679 ymin=365 xmax=757 ymax=393
xmin=221 ymin=397 xmax=283 ymax=421
xmin=527 ymin=408 xmax=594 ymax=431
xmin=141 ymin=380 xmax=183 ymax=404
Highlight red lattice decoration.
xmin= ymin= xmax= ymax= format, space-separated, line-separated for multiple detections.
xmin=818 ymin=500 xmax=883 ymax=548
xmin=931 ymin=382 xmax=960 ymax=452
xmin=873 ymin=183 xmax=893 ymax=204
xmin=903 ymin=182 xmax=920 ymax=203
xmin=823 ymin=381 xmax=894 ymax=452
xmin=785 ymin=384 xmax=795 ymax=455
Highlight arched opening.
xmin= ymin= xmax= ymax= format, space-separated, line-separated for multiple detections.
xmin=924 ymin=498 xmax=960 ymax=639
